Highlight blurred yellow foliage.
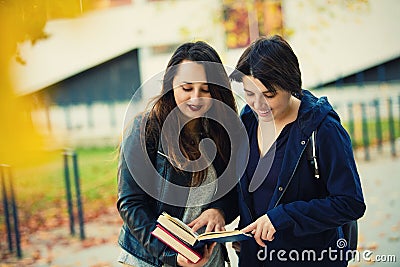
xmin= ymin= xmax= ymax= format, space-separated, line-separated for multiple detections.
xmin=222 ymin=0 xmax=284 ymax=49
xmin=0 ymin=1 xmax=97 ymax=166
xmin=0 ymin=2 xmax=43 ymax=166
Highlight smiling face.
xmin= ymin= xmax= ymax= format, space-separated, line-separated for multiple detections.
xmin=172 ymin=60 xmax=213 ymax=118
xmin=242 ymin=75 xmax=293 ymax=123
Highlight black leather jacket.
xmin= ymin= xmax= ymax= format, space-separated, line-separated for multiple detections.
xmin=117 ymin=115 xmax=238 ymax=266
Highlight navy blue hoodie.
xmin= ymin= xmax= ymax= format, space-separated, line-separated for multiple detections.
xmin=237 ymin=90 xmax=366 ymax=267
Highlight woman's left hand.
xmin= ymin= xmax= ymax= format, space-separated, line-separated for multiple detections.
xmin=176 ymin=242 xmax=216 ymax=267
xmin=188 ymin=208 xmax=225 ymax=233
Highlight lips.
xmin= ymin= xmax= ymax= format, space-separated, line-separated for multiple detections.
xmin=187 ymin=104 xmax=202 ymax=111
xmin=258 ymin=109 xmax=271 ymax=117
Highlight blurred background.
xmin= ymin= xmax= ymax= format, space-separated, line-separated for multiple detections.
xmin=0 ymin=0 xmax=399 ymax=266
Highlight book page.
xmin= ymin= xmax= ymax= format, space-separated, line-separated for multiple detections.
xmin=197 ymin=230 xmax=245 ymax=239
xmin=161 ymin=212 xmax=199 ymax=237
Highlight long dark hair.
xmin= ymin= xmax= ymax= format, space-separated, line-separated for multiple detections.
xmin=146 ymin=41 xmax=237 ymax=186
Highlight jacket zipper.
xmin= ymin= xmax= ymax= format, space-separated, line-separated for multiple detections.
xmin=274 ymin=139 xmax=310 ymax=208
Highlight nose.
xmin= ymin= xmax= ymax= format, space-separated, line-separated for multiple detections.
xmin=190 ymin=86 xmax=204 ymax=101
xmin=192 ymin=88 xmax=201 ymax=99
xmin=254 ymin=95 xmax=267 ymax=110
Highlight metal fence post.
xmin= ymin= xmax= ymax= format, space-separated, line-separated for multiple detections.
xmin=398 ymin=95 xmax=400 ymax=138
xmin=388 ymin=98 xmax=396 ymax=157
xmin=347 ymin=102 xmax=355 ymax=148
xmin=361 ymin=103 xmax=370 ymax=161
xmin=1 ymin=165 xmax=13 ymax=252
xmin=372 ymin=99 xmax=383 ymax=152
xmin=63 ymin=150 xmax=75 ymax=236
xmin=72 ymin=152 xmax=85 ymax=240
xmin=62 ymin=150 xmax=85 ymax=239
xmin=8 ymin=167 xmax=21 ymax=258
xmin=0 ymin=164 xmax=22 ymax=258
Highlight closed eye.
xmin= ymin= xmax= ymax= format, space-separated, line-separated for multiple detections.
xmin=181 ymin=85 xmax=192 ymax=91
xmin=244 ymin=88 xmax=254 ymax=96
xmin=263 ymin=91 xmax=277 ymax=98
xmin=181 ymin=83 xmax=210 ymax=93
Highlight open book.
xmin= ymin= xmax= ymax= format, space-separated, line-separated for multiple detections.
xmin=151 ymin=212 xmax=252 ymax=263
xmin=156 ymin=212 xmax=251 ymax=245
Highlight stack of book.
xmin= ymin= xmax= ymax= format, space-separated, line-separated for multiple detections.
xmin=151 ymin=212 xmax=252 ymax=263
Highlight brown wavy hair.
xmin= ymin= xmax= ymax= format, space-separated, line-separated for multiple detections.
xmin=145 ymin=41 xmax=237 ymax=186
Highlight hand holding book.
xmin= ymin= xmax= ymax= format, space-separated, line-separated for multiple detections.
xmin=177 ymin=242 xmax=216 ymax=267
xmin=187 ymin=208 xmax=225 ymax=233
xmin=151 ymin=212 xmax=252 ymax=263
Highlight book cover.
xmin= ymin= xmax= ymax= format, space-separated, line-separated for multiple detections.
xmin=151 ymin=224 xmax=202 ymax=264
xmin=157 ymin=212 xmax=199 ymax=245
xmin=196 ymin=229 xmax=252 ymax=245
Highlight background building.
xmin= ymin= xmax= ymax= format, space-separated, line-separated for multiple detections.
xmin=9 ymin=0 xmax=400 ymax=146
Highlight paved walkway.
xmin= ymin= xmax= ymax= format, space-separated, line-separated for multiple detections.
xmin=350 ymin=150 xmax=400 ymax=266
xmin=2 ymin=146 xmax=399 ymax=267
xmin=1 ymin=207 xmax=122 ymax=267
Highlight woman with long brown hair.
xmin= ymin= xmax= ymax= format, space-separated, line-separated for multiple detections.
xmin=117 ymin=41 xmax=241 ymax=267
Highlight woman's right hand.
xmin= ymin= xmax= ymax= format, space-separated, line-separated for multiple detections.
xmin=176 ymin=242 xmax=216 ymax=267
xmin=241 ymin=214 xmax=276 ymax=247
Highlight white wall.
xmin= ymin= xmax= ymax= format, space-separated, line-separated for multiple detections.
xmin=10 ymin=0 xmax=226 ymax=96
xmin=11 ymin=0 xmax=400 ymax=94
xmin=12 ymin=0 xmax=400 ymax=146
xmin=282 ymin=0 xmax=400 ymax=88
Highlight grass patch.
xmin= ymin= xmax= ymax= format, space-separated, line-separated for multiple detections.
xmin=0 ymin=146 xmax=119 ymax=234
xmin=343 ymin=118 xmax=400 ymax=147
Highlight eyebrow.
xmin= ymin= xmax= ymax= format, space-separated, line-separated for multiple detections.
xmin=181 ymin=81 xmax=209 ymax=86
xmin=244 ymin=88 xmax=271 ymax=94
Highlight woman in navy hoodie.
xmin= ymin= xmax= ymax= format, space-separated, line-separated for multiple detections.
xmin=230 ymin=35 xmax=366 ymax=266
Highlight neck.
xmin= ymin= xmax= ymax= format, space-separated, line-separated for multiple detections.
xmin=256 ymin=95 xmax=301 ymax=156
xmin=258 ymin=95 xmax=300 ymax=138
xmin=275 ymin=95 xmax=300 ymax=128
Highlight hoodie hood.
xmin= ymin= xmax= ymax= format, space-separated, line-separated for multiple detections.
xmin=297 ymin=90 xmax=339 ymax=137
